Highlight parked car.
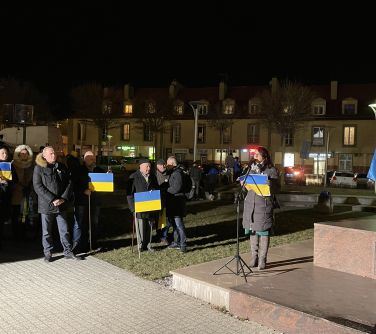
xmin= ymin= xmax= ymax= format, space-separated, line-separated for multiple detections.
xmin=284 ymin=166 xmax=306 ymax=185
xmin=354 ymin=173 xmax=368 ymax=188
xmin=329 ymin=171 xmax=357 ymax=188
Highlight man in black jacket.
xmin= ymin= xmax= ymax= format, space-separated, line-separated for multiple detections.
xmin=165 ymin=156 xmax=187 ymax=253
xmin=71 ymin=151 xmax=104 ymax=253
xmin=33 ymin=147 xmax=79 ymax=262
xmin=126 ymin=159 xmax=159 ymax=252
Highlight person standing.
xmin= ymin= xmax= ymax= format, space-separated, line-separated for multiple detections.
xmin=33 ymin=146 xmax=79 ymax=262
xmin=0 ymin=144 xmax=18 ymax=249
xmin=225 ymin=152 xmax=235 ymax=183
xmin=189 ymin=161 xmax=203 ymax=200
xmin=241 ymin=146 xmax=280 ymax=270
xmin=11 ymin=145 xmax=35 ymax=241
xmin=71 ymin=151 xmax=104 ymax=253
xmin=155 ymin=159 xmax=170 ymax=245
xmin=165 ymin=156 xmax=187 ymax=253
xmin=126 ymin=159 xmax=158 ymax=252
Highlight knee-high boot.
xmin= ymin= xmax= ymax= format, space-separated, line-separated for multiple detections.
xmin=258 ymin=236 xmax=270 ymax=270
xmin=249 ymin=234 xmax=259 ymax=268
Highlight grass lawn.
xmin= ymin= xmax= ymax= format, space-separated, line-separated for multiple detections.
xmin=94 ymin=198 xmax=375 ymax=281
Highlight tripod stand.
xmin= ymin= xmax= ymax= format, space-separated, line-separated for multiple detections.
xmin=213 ymin=166 xmax=253 ymax=282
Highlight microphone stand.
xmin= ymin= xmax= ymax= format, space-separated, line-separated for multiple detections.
xmin=213 ymin=164 xmax=253 ymax=282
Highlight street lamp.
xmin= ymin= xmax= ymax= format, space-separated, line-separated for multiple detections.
xmin=107 ymin=134 xmax=113 ymax=171
xmin=368 ymin=103 xmax=376 ymax=119
xmin=188 ymin=101 xmax=203 ymax=162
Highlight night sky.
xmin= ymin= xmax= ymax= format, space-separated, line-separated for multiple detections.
xmin=1 ymin=2 xmax=375 ymax=116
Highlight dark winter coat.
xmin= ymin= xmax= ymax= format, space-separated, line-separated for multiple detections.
xmin=166 ymin=166 xmax=186 ymax=218
xmin=242 ymin=162 xmax=280 ymax=232
xmin=126 ymin=169 xmax=159 ymax=219
xmin=33 ymin=153 xmax=73 ymax=214
xmin=71 ymin=164 xmax=104 ymax=206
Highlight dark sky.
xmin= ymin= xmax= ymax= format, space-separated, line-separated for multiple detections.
xmin=1 ymin=1 xmax=375 ymax=115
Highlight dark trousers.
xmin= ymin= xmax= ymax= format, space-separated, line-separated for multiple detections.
xmin=169 ymin=216 xmax=186 ymax=248
xmin=41 ymin=212 xmax=72 ymax=256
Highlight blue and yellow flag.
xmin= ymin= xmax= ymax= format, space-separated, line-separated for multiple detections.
xmin=88 ymin=173 xmax=114 ymax=192
xmin=134 ymin=190 xmax=161 ymax=213
xmin=367 ymin=149 xmax=376 ymax=181
xmin=0 ymin=162 xmax=12 ymax=181
xmin=239 ymin=174 xmax=270 ymax=196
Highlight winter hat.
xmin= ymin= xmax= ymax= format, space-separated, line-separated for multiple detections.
xmin=138 ymin=158 xmax=150 ymax=165
xmin=84 ymin=151 xmax=95 ymax=159
xmin=156 ymin=159 xmax=165 ymax=165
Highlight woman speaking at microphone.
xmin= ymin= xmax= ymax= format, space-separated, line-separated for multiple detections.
xmin=241 ymin=147 xmax=280 ymax=270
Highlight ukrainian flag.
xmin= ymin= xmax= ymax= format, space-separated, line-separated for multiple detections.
xmin=134 ymin=190 xmax=161 ymax=213
xmin=0 ymin=162 xmax=12 ymax=181
xmin=240 ymin=174 xmax=270 ymax=196
xmin=88 ymin=173 xmax=114 ymax=192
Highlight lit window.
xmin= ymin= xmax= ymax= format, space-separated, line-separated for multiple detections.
xmin=175 ymin=104 xmax=184 ymax=115
xmin=122 ymin=123 xmax=130 ymax=141
xmin=312 ymin=127 xmax=324 ymax=146
xmin=343 ymin=126 xmax=356 ymax=146
xmin=123 ymin=103 xmax=133 ymax=115
xmin=223 ymin=100 xmax=235 ymax=114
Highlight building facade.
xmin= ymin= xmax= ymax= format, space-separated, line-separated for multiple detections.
xmin=62 ymin=79 xmax=376 ymax=175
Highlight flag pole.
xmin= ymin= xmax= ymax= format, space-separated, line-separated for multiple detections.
xmin=88 ymin=193 xmax=92 ymax=252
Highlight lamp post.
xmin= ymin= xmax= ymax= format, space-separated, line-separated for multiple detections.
xmin=189 ymin=101 xmax=203 ymax=162
xmin=107 ymin=134 xmax=113 ymax=171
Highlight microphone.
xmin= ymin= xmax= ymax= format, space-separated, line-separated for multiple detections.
xmin=247 ymin=159 xmax=255 ymax=168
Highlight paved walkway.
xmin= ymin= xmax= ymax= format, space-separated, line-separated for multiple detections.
xmin=0 ymin=252 xmax=279 ymax=334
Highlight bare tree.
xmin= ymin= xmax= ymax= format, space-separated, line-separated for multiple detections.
xmin=0 ymin=77 xmax=51 ymax=124
xmin=208 ymin=118 xmax=234 ymax=164
xmin=259 ymin=80 xmax=316 ymax=182
xmin=70 ymin=82 xmax=123 ymax=158
xmin=133 ymin=99 xmax=171 ymax=159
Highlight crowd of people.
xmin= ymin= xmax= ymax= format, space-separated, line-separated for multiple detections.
xmin=0 ymin=142 xmax=280 ymax=270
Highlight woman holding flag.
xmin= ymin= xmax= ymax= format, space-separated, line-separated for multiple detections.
xmin=0 ymin=144 xmax=18 ymax=249
xmin=241 ymin=146 xmax=280 ymax=270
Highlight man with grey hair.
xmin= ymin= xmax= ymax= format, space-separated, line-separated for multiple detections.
xmin=164 ymin=156 xmax=187 ymax=253
xmin=33 ymin=146 xmax=79 ymax=262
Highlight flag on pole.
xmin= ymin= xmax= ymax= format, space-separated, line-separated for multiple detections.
xmin=239 ymin=174 xmax=271 ymax=196
xmin=88 ymin=173 xmax=114 ymax=192
xmin=134 ymin=190 xmax=161 ymax=213
xmin=367 ymin=149 xmax=376 ymax=181
xmin=0 ymin=162 xmax=12 ymax=181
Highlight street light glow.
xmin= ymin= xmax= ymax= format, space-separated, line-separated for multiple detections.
xmin=368 ymin=103 xmax=376 ymax=119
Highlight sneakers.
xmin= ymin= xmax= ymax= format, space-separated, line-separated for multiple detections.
xmin=159 ymin=239 xmax=169 ymax=246
xmin=64 ymin=252 xmax=82 ymax=260
xmin=168 ymin=243 xmax=180 ymax=250
xmin=44 ymin=253 xmax=52 ymax=263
